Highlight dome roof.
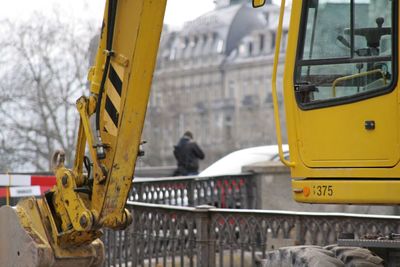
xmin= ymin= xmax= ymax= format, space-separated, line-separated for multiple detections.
xmin=176 ymin=3 xmax=266 ymax=57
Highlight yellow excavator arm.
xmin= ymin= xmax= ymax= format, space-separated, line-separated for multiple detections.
xmin=0 ymin=0 xmax=167 ymax=266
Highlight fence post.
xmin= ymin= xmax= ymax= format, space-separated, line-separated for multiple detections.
xmin=246 ymin=174 xmax=257 ymax=209
xmin=295 ymin=215 xmax=305 ymax=245
xmin=136 ymin=183 xmax=143 ymax=202
xmin=196 ymin=205 xmax=215 ymax=267
xmin=130 ymin=207 xmax=138 ymax=267
xmin=188 ymin=181 xmax=195 ymax=206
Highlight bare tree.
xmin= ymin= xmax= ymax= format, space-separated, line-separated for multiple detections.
xmin=0 ymin=13 xmax=95 ymax=172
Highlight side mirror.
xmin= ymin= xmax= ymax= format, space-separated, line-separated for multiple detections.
xmin=252 ymin=0 xmax=266 ymax=8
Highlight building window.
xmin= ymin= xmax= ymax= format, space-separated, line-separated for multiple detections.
xmin=248 ymin=42 xmax=253 ymax=56
xmin=259 ymin=34 xmax=265 ymax=53
xmin=271 ymin=32 xmax=276 ymax=51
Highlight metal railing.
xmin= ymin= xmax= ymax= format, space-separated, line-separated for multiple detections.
xmin=103 ymin=201 xmax=400 ymax=267
xmin=131 ymin=174 xmax=255 ymax=209
xmin=0 ymin=174 xmax=255 ymax=209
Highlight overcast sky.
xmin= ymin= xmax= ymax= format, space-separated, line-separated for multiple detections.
xmin=0 ymin=0 xmax=216 ymax=28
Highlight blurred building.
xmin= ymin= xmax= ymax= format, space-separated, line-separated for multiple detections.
xmin=141 ymin=0 xmax=289 ymax=167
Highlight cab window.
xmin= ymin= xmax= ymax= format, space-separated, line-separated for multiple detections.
xmin=295 ymin=0 xmax=396 ymax=109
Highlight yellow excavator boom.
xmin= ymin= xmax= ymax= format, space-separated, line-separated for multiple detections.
xmin=0 ymin=0 xmax=166 ymax=265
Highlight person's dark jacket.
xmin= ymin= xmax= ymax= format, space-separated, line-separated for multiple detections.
xmin=173 ymin=137 xmax=205 ymax=175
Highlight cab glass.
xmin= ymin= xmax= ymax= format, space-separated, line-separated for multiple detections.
xmin=295 ymin=0 xmax=396 ymax=109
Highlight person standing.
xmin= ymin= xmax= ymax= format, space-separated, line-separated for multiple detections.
xmin=173 ymin=131 xmax=205 ymax=176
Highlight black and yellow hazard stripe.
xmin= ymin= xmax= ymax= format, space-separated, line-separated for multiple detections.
xmin=104 ymin=63 xmax=124 ymax=136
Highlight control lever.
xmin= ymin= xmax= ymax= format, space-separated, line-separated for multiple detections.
xmin=337 ymin=35 xmax=351 ymax=48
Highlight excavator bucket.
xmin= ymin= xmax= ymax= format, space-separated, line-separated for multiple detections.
xmin=0 ymin=198 xmax=104 ymax=267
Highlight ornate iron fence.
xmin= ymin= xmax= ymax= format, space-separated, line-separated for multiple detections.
xmin=130 ymin=174 xmax=255 ymax=209
xmin=0 ymin=174 xmax=255 ymax=209
xmin=103 ymin=202 xmax=400 ymax=267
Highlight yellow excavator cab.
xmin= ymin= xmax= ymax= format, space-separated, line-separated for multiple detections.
xmin=275 ymin=0 xmax=400 ymax=204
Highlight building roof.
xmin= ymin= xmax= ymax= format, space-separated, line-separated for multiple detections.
xmin=171 ymin=3 xmax=267 ymax=58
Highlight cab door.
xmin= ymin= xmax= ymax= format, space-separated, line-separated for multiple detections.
xmin=293 ymin=0 xmax=399 ymax=168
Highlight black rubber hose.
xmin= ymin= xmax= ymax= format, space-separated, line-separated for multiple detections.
xmin=95 ymin=0 xmax=118 ymax=136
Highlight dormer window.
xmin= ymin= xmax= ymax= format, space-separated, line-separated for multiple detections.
xmin=248 ymin=42 xmax=253 ymax=56
xmin=259 ymin=34 xmax=265 ymax=53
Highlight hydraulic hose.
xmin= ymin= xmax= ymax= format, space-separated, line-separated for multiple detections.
xmin=95 ymin=0 xmax=118 ymax=143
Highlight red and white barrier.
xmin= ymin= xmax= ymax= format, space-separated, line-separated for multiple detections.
xmin=0 ymin=174 xmax=56 ymax=187
xmin=0 ymin=174 xmax=56 ymax=198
